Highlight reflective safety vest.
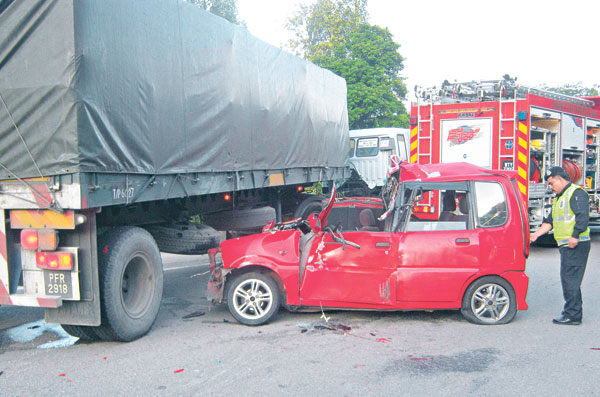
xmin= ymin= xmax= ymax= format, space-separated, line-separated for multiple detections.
xmin=552 ymin=184 xmax=590 ymax=246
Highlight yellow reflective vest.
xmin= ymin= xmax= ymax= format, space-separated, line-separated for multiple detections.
xmin=552 ymin=184 xmax=590 ymax=246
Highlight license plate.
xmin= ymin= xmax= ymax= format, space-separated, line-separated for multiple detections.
xmin=43 ymin=270 xmax=73 ymax=299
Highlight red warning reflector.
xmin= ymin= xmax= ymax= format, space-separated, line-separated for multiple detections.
xmin=21 ymin=229 xmax=39 ymax=250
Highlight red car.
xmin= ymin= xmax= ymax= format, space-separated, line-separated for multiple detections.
xmin=208 ymin=162 xmax=529 ymax=325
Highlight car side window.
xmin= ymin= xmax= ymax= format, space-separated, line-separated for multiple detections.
xmin=474 ymin=182 xmax=508 ymax=228
xmin=405 ymin=188 xmax=470 ymax=231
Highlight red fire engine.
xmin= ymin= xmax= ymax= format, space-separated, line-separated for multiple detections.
xmin=409 ymin=79 xmax=600 ymax=230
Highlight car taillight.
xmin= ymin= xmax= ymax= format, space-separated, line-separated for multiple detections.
xmin=36 ymin=251 xmax=73 ymax=270
xmin=20 ymin=229 xmax=58 ymax=251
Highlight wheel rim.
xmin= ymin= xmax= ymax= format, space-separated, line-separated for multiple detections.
xmin=232 ymin=278 xmax=273 ymax=320
xmin=121 ymin=253 xmax=154 ymax=318
xmin=470 ymin=283 xmax=510 ymax=323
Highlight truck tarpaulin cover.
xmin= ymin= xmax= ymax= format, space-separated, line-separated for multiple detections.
xmin=0 ymin=0 xmax=349 ymax=179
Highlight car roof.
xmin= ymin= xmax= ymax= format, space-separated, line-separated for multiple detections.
xmin=399 ymin=161 xmax=517 ymax=183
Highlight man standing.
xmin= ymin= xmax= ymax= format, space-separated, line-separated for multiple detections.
xmin=530 ymin=166 xmax=591 ymax=325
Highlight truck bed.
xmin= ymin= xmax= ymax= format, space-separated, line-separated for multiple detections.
xmin=0 ymin=0 xmax=349 ymax=190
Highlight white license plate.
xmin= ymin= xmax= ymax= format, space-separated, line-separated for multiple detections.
xmin=43 ymin=270 xmax=73 ymax=299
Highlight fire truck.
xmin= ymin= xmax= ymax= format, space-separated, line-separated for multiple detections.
xmin=409 ymin=79 xmax=600 ymax=230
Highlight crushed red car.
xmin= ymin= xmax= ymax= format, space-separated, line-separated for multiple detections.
xmin=208 ymin=162 xmax=529 ymax=326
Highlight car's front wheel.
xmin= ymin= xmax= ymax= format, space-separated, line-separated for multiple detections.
xmin=461 ymin=276 xmax=517 ymax=325
xmin=227 ymin=272 xmax=280 ymax=326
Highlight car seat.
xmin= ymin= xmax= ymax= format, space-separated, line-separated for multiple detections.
xmin=456 ymin=195 xmax=469 ymax=222
xmin=440 ymin=193 xmax=457 ymax=221
xmin=359 ymin=209 xmax=379 ymax=231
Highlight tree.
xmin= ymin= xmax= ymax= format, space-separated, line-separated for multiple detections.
xmin=286 ymin=0 xmax=368 ymax=60
xmin=314 ymin=24 xmax=408 ymax=129
xmin=287 ymin=0 xmax=408 ymax=128
xmin=186 ymin=0 xmax=241 ymax=25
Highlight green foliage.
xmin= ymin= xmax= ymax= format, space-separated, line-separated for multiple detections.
xmin=304 ymin=182 xmax=323 ymax=195
xmin=537 ymin=82 xmax=599 ymax=97
xmin=287 ymin=1 xmax=408 ymax=129
xmin=286 ymin=0 xmax=368 ymax=59
xmin=314 ymin=24 xmax=408 ymax=129
xmin=186 ymin=0 xmax=241 ymax=25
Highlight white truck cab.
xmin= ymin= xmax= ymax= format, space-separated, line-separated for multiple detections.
xmin=348 ymin=128 xmax=410 ymax=194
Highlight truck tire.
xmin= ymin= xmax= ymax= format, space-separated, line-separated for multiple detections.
xmin=96 ymin=227 xmax=163 ymax=341
xmin=293 ymin=195 xmax=324 ymax=220
xmin=61 ymin=325 xmax=101 ymax=341
xmin=203 ymin=206 xmax=276 ymax=231
xmin=145 ymin=222 xmax=220 ymax=254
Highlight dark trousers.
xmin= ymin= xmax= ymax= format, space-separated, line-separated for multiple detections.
xmin=558 ymin=241 xmax=590 ymax=321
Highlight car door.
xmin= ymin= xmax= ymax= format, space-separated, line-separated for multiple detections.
xmin=395 ymin=182 xmax=481 ymax=304
xmin=299 ymin=228 xmax=398 ymax=307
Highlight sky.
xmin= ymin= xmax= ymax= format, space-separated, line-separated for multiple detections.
xmin=237 ymin=0 xmax=600 ymax=103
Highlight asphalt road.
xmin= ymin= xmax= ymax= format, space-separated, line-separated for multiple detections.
xmin=1 ymin=240 xmax=600 ymax=396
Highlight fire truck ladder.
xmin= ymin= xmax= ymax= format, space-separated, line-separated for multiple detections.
xmin=413 ymin=96 xmax=433 ymax=164
xmin=498 ymin=84 xmax=518 ymax=173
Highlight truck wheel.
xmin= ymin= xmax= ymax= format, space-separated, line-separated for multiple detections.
xmin=96 ymin=227 xmax=163 ymax=341
xmin=226 ymin=271 xmax=280 ymax=326
xmin=293 ymin=195 xmax=323 ymax=219
xmin=203 ymin=206 xmax=276 ymax=231
xmin=146 ymin=222 xmax=220 ymax=254
xmin=461 ymin=276 xmax=517 ymax=325
xmin=61 ymin=325 xmax=101 ymax=341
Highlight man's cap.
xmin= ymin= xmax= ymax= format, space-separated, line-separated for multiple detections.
xmin=545 ymin=166 xmax=570 ymax=181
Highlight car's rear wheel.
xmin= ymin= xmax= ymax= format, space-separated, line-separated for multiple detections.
xmin=461 ymin=276 xmax=517 ymax=325
xmin=227 ymin=272 xmax=280 ymax=326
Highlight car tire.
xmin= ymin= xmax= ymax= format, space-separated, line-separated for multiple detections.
xmin=203 ymin=206 xmax=276 ymax=231
xmin=61 ymin=324 xmax=101 ymax=341
xmin=96 ymin=227 xmax=164 ymax=341
xmin=461 ymin=276 xmax=517 ymax=325
xmin=226 ymin=271 xmax=280 ymax=326
xmin=145 ymin=222 xmax=220 ymax=254
xmin=293 ymin=195 xmax=324 ymax=220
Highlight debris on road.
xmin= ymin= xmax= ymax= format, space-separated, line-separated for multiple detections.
xmin=182 ymin=311 xmax=205 ymax=320
xmin=4 ymin=320 xmax=78 ymax=349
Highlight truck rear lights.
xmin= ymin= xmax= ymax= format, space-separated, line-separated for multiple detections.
xmin=36 ymin=251 xmax=73 ymax=270
xmin=20 ymin=229 xmax=58 ymax=251
xmin=413 ymin=205 xmax=435 ymax=213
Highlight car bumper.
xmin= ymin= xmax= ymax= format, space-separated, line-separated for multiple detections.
xmin=501 ymin=271 xmax=529 ymax=310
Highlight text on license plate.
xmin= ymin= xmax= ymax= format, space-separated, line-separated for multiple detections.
xmin=43 ymin=270 xmax=73 ymax=299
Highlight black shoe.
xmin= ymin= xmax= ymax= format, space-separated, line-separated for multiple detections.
xmin=552 ymin=316 xmax=581 ymax=325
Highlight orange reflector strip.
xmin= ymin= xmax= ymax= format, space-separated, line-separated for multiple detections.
xmin=10 ymin=210 xmax=76 ymax=230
